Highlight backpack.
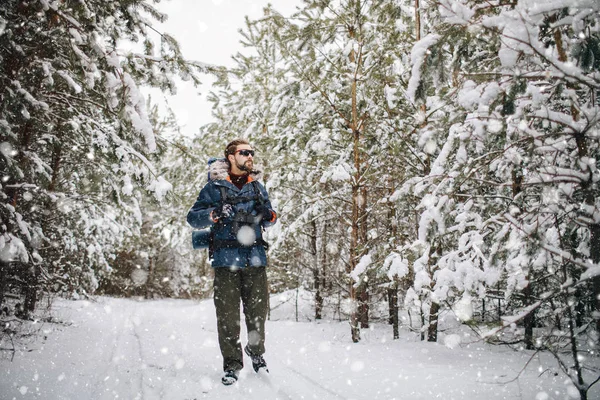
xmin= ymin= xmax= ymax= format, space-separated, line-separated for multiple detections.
xmin=191 ymin=158 xmax=224 ymax=250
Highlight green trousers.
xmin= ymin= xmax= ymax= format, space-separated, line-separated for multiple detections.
xmin=213 ymin=266 xmax=268 ymax=372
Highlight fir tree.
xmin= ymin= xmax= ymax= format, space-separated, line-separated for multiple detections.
xmin=0 ymin=0 xmax=207 ymax=314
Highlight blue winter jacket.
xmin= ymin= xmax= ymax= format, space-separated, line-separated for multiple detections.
xmin=186 ymin=159 xmax=277 ymax=268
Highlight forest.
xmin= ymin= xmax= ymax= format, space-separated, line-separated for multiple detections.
xmin=1 ymin=0 xmax=599 ymax=398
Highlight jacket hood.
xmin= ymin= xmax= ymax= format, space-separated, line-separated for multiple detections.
xmin=208 ymin=158 xmax=263 ymax=182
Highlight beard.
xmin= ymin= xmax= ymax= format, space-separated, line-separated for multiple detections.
xmin=237 ymin=159 xmax=253 ymax=173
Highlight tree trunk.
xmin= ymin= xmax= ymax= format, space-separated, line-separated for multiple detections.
xmin=145 ymin=257 xmax=155 ymax=300
xmin=387 ymin=178 xmax=400 ymax=339
xmin=358 ymin=284 xmax=369 ymax=328
xmin=388 ymin=284 xmax=399 ymax=339
xmin=357 ymin=182 xmax=369 ymax=329
xmin=347 ymin=1 xmax=363 ymax=343
xmin=574 ymin=289 xmax=586 ymax=328
xmin=566 ymin=299 xmax=587 ymax=399
xmin=427 ymin=301 xmax=440 ymax=342
xmin=511 ymin=164 xmax=537 ymax=348
xmin=523 ymin=282 xmax=535 ymax=350
xmin=349 ymin=172 xmax=360 ymax=342
xmin=314 ymin=268 xmax=323 ymax=320
xmin=388 ymin=287 xmax=395 ymax=325
xmin=0 ymin=260 xmax=6 ymax=309
xmin=23 ymin=264 xmax=39 ymax=319
xmin=498 ymin=296 xmax=502 ymax=322
xmin=481 ymin=298 xmax=486 ymax=322
xmin=309 ymin=220 xmax=322 ymax=320
xmin=591 ymin=225 xmax=600 ymax=333
xmin=415 ymin=0 xmax=422 ymax=41
xmin=420 ymin=303 xmax=426 ymax=341
xmin=317 ymin=221 xmax=329 ymax=320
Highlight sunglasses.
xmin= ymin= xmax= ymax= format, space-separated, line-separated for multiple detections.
xmin=236 ymin=149 xmax=255 ymax=157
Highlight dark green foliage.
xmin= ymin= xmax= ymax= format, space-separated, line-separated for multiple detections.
xmin=573 ymin=34 xmax=600 ymax=72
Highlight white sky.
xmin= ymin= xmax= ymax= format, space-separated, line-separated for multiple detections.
xmin=152 ymin=0 xmax=302 ymax=137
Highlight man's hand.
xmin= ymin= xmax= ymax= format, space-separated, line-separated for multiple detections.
xmin=256 ymin=205 xmax=273 ymax=221
xmin=212 ymin=203 xmax=235 ymax=222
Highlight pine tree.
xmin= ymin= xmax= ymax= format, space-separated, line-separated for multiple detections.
xmin=423 ymin=0 xmax=600 ymax=396
xmin=0 ymin=0 xmax=207 ymax=314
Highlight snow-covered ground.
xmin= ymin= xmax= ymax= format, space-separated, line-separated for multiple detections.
xmin=1 ymin=292 xmax=597 ymax=400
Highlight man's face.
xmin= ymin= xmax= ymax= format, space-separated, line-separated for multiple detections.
xmin=230 ymin=144 xmax=254 ymax=173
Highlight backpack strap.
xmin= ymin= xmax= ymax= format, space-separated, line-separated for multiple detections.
xmin=218 ymin=186 xmax=228 ymax=204
xmin=251 ymin=181 xmax=265 ymax=206
xmin=216 ymin=183 xmax=261 ymax=205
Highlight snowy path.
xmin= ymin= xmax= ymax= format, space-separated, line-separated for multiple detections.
xmin=2 ymin=296 xmax=597 ymax=400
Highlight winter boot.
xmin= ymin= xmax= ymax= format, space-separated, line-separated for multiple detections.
xmin=244 ymin=345 xmax=268 ymax=373
xmin=221 ymin=369 xmax=239 ymax=385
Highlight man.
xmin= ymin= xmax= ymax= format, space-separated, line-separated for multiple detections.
xmin=187 ymin=139 xmax=277 ymax=385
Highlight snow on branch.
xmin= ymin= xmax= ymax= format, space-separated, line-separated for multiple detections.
xmin=437 ymin=0 xmax=475 ymax=25
xmin=528 ymin=166 xmax=591 ymax=185
xmin=351 ymin=253 xmax=372 ymax=286
xmin=122 ymin=73 xmax=156 ymax=152
xmin=407 ymin=34 xmax=440 ymax=104
xmin=0 ymin=233 xmax=29 ymax=263
xmin=480 ymin=7 xmax=600 ymax=89
xmin=147 ymin=176 xmax=173 ymax=202
xmin=57 ymin=71 xmax=83 ymax=94
xmin=503 ymin=213 xmax=596 ymax=272
xmin=484 ymin=300 xmax=543 ymax=339
xmin=384 ymin=252 xmax=409 ymax=281
xmin=484 ymin=260 xmax=599 ymax=340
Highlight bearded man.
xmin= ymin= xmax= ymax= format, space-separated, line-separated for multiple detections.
xmin=187 ymin=139 xmax=277 ymax=385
